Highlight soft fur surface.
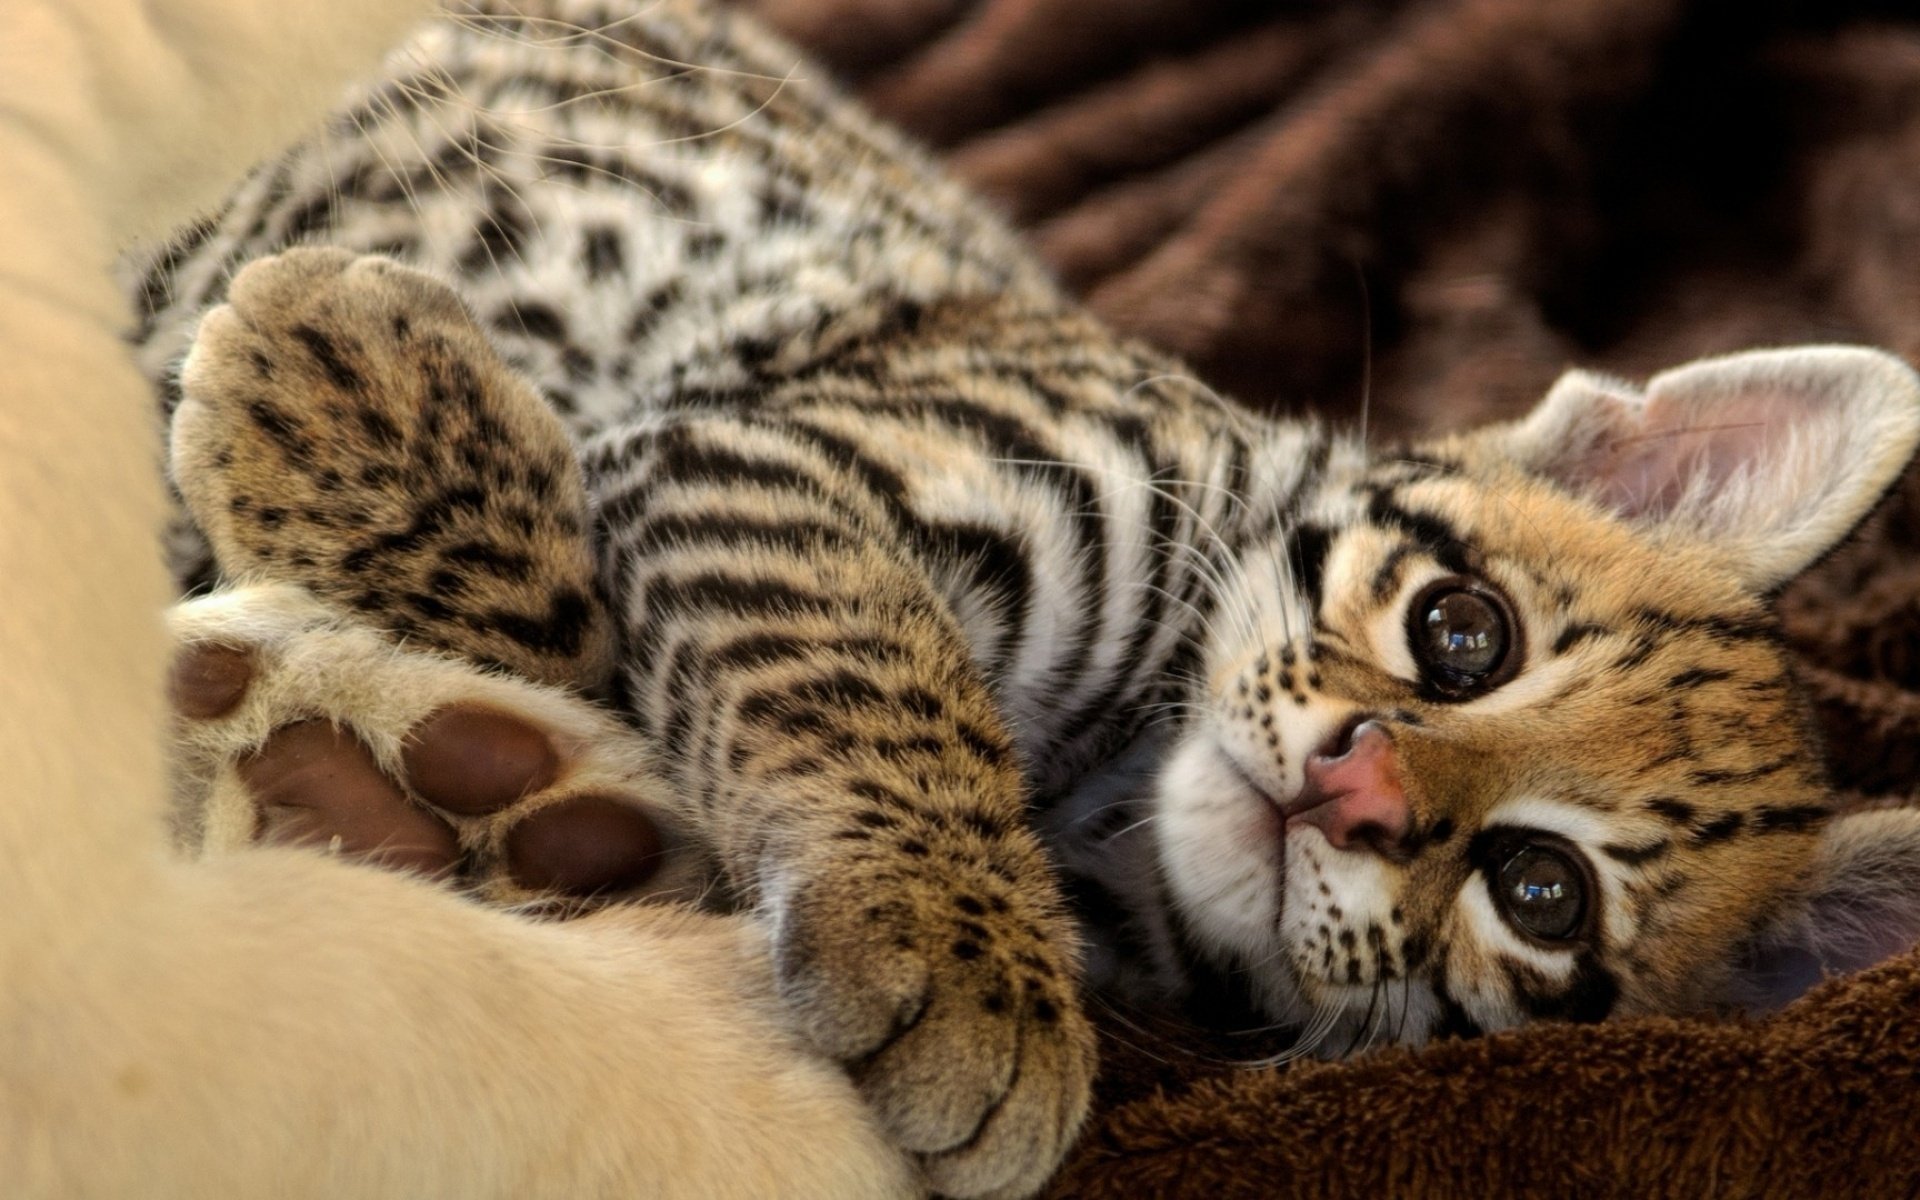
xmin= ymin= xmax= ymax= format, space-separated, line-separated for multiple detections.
xmin=9 ymin=0 xmax=1920 ymax=1195
xmin=722 ymin=0 xmax=1920 ymax=1192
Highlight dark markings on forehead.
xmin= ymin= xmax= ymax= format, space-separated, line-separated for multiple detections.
xmin=1754 ymin=804 xmax=1830 ymax=832
xmin=1669 ymin=667 xmax=1735 ymax=690
xmin=1553 ymin=622 xmax=1610 ymax=655
xmin=1646 ymin=796 xmax=1695 ymax=823
xmin=1642 ymin=796 xmax=1827 ymax=852
xmin=1691 ymin=812 xmax=1744 ymax=845
xmin=1363 ymin=488 xmax=1473 ymax=576
xmin=1689 ymin=753 xmax=1799 ymax=788
xmin=1601 ymin=838 xmax=1672 ymax=865
xmin=1634 ymin=607 xmax=1777 ymax=644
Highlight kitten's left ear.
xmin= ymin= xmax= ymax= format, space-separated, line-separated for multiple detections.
xmin=1722 ymin=808 xmax=1920 ymax=1012
xmin=1492 ymin=346 xmax=1920 ymax=590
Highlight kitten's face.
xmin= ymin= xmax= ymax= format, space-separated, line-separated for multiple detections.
xmin=1154 ymin=455 xmax=1820 ymax=1042
xmin=1149 ymin=347 xmax=1920 ymax=1048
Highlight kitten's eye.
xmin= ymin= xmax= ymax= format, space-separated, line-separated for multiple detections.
xmin=1407 ymin=579 xmax=1517 ymax=695
xmin=1494 ymin=844 xmax=1588 ymax=942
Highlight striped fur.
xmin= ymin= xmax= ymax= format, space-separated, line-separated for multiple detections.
xmin=130 ymin=0 xmax=1920 ymax=1187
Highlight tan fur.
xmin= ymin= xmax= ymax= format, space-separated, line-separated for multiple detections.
xmin=0 ymin=0 xmax=913 ymax=1195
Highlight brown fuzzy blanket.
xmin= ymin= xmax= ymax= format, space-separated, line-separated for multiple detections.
xmin=737 ymin=0 xmax=1920 ymax=1192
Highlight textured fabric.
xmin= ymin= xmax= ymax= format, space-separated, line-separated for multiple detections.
xmin=737 ymin=0 xmax=1920 ymax=1192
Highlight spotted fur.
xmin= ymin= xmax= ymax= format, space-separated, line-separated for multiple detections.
xmin=130 ymin=0 xmax=1920 ymax=1191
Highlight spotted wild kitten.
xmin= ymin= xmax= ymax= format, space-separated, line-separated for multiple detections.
xmin=134 ymin=0 xmax=1920 ymax=1195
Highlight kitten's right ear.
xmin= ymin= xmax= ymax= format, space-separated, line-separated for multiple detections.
xmin=1484 ymin=346 xmax=1920 ymax=591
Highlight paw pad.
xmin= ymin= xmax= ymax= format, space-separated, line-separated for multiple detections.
xmin=167 ymin=583 xmax=713 ymax=907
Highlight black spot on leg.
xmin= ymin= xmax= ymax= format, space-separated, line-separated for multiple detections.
xmin=246 ymin=399 xmax=311 ymax=461
xmin=290 ymin=325 xmax=364 ymax=392
xmin=952 ymin=940 xmax=983 ymax=961
xmin=356 ymin=405 xmax=403 ymax=448
xmin=469 ymin=587 xmax=595 ymax=657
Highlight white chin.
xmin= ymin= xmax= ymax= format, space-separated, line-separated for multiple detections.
xmin=1149 ymin=733 xmax=1290 ymax=966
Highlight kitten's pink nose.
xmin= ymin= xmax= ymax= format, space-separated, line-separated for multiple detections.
xmin=1286 ymin=720 xmax=1410 ymax=851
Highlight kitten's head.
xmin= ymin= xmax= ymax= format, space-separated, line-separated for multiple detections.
xmin=1153 ymin=346 xmax=1920 ymax=1047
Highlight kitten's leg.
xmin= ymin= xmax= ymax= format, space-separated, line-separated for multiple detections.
xmin=177 ymin=248 xmax=1096 ymax=1199
xmin=602 ymin=428 xmax=1098 ymax=1198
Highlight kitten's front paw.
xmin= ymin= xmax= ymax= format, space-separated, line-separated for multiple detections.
xmin=167 ymin=582 xmax=715 ymax=907
xmin=172 ymin=246 xmax=612 ymax=688
xmin=773 ymin=849 xmax=1095 ymax=1198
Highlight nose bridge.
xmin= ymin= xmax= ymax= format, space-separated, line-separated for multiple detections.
xmin=1391 ymin=720 xmax=1507 ymax=830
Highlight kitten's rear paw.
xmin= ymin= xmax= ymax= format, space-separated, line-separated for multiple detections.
xmin=775 ymin=854 xmax=1095 ymax=1198
xmin=168 ymin=583 xmax=715 ymax=906
xmin=172 ymin=247 xmax=612 ymax=688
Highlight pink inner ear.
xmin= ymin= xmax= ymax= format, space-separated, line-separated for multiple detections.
xmin=1561 ymin=388 xmax=1800 ymax=523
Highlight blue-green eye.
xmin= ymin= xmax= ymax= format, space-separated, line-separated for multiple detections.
xmin=1495 ymin=845 xmax=1587 ymax=942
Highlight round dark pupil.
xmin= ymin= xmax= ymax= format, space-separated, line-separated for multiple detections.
xmin=1423 ymin=590 xmax=1503 ymax=677
xmin=1497 ymin=847 xmax=1585 ymax=940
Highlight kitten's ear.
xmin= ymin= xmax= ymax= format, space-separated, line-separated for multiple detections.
xmin=1723 ymin=808 xmax=1920 ymax=1012
xmin=1494 ymin=346 xmax=1920 ymax=590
